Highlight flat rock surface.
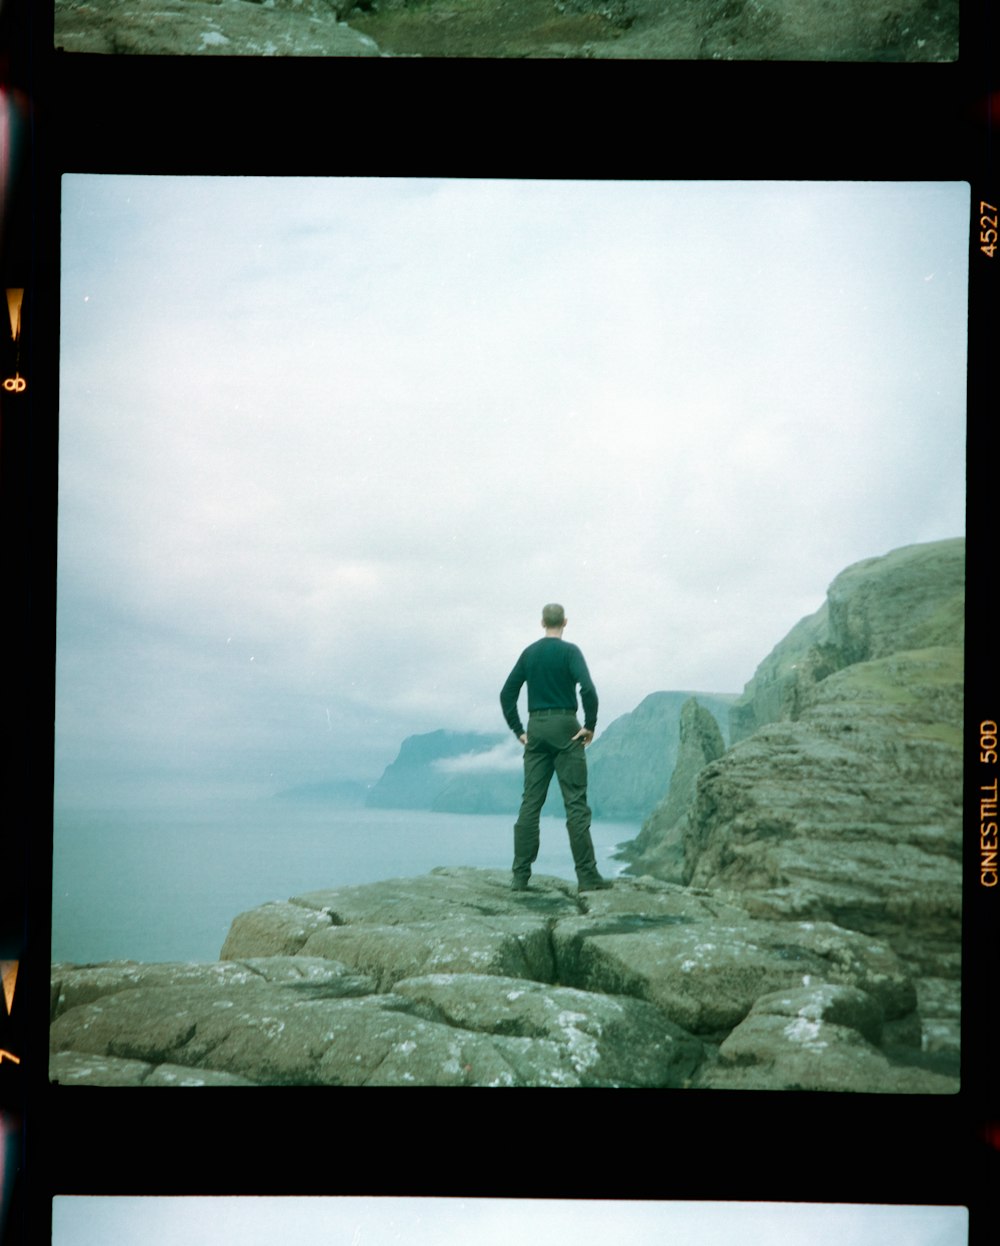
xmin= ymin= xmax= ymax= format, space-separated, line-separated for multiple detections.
xmin=298 ymin=913 xmax=560 ymax=989
xmin=50 ymin=1050 xmax=257 ymax=1086
xmin=53 ymin=0 xmax=955 ymax=57
xmin=55 ymin=0 xmax=380 ymax=54
xmin=50 ymin=969 xmax=699 ymax=1087
xmin=391 ymin=973 xmax=704 ymax=1086
xmin=291 ymin=866 xmax=583 ymax=924
xmin=553 ymin=913 xmax=915 ymax=1035
xmin=699 ymin=985 xmax=958 ymax=1092
xmin=51 ymin=867 xmax=953 ymax=1090
xmin=51 ymin=956 xmax=376 ymax=1020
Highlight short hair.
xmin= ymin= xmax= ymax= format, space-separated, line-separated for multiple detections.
xmin=541 ymin=603 xmax=566 ymax=628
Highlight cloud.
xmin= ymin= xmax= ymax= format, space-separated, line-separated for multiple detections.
xmin=432 ymin=740 xmax=523 ymax=775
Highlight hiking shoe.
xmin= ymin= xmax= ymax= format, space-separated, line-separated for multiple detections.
xmin=578 ymin=875 xmax=613 ymax=891
xmin=511 ymin=876 xmax=531 ymax=892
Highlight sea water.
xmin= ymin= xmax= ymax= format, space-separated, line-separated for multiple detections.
xmin=51 ymin=802 xmax=638 ymax=965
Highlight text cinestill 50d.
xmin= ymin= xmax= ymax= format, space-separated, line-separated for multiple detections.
xmin=980 ymin=720 xmax=998 ymax=887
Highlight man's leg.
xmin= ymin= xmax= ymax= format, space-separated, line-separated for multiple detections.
xmin=512 ymin=733 xmax=555 ymax=886
xmin=553 ymin=721 xmax=610 ymax=888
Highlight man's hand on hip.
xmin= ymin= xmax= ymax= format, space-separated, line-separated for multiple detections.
xmin=571 ymin=728 xmax=594 ymax=745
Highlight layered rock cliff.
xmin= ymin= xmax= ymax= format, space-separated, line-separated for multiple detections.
xmin=623 ymin=538 xmax=964 ymax=1053
xmin=728 ymin=537 xmax=964 ymax=744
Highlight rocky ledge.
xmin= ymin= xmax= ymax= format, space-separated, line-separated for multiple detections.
xmin=50 ymin=866 xmax=958 ymax=1090
xmin=53 ymin=0 xmax=956 ymax=59
xmin=54 ymin=0 xmax=381 ymax=56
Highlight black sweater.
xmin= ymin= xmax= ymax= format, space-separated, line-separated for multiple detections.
xmin=500 ymin=637 xmax=598 ymax=738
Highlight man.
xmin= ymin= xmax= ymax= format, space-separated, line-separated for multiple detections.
xmin=500 ymin=603 xmax=612 ymax=893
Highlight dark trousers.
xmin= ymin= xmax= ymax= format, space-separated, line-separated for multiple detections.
xmin=512 ymin=711 xmax=599 ymax=882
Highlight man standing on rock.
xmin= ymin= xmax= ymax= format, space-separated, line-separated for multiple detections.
xmin=500 ymin=603 xmax=612 ymax=893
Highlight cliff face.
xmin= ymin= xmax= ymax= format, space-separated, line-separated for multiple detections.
xmin=627 ymin=539 xmax=964 ymax=983
xmin=618 ymin=698 xmax=728 ymax=882
xmin=366 ymin=731 xmax=510 ymax=810
xmin=586 ymin=691 xmax=735 ymax=820
xmin=729 ymin=538 xmax=964 ymax=743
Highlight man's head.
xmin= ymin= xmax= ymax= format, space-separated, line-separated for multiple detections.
xmin=541 ymin=603 xmax=567 ymax=632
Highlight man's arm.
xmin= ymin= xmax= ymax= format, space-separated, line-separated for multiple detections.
xmin=500 ymin=656 xmax=527 ymax=738
xmin=570 ymin=647 xmax=598 ymax=734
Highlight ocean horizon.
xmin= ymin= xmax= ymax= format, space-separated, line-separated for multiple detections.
xmin=51 ymin=801 xmax=639 ymax=966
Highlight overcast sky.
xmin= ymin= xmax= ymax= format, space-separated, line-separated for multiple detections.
xmin=55 ymin=178 xmax=969 ymax=804
xmin=51 ymin=1198 xmax=968 ymax=1246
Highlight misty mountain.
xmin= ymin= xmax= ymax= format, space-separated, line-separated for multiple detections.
xmin=364 ymin=694 xmax=737 ymax=823
xmin=586 ymin=691 xmax=736 ymax=819
xmin=365 ymin=730 xmax=512 ymax=810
